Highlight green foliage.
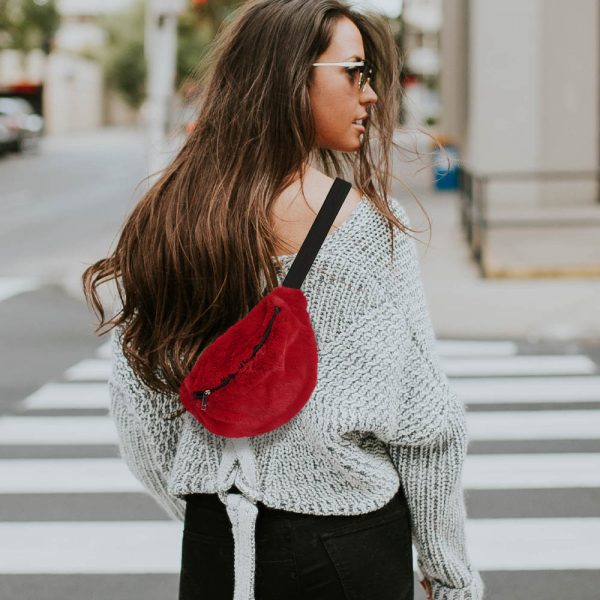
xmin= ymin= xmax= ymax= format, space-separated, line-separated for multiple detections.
xmin=109 ymin=39 xmax=147 ymax=109
xmin=177 ymin=1 xmax=240 ymax=88
xmin=92 ymin=0 xmax=147 ymax=109
xmin=81 ymin=1 xmax=239 ymax=110
xmin=176 ymin=10 xmax=214 ymax=86
xmin=0 ymin=0 xmax=60 ymax=52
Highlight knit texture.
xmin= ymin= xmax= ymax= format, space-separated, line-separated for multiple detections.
xmin=108 ymin=196 xmax=484 ymax=600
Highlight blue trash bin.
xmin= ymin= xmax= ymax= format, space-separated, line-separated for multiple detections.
xmin=433 ymin=144 xmax=459 ymax=191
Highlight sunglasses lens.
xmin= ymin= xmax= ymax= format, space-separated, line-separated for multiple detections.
xmin=360 ymin=64 xmax=375 ymax=90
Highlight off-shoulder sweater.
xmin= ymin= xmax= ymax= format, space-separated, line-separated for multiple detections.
xmin=108 ymin=195 xmax=485 ymax=600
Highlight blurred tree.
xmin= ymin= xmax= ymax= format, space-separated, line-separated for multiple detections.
xmin=93 ymin=0 xmax=147 ymax=109
xmin=177 ymin=0 xmax=240 ymax=93
xmin=176 ymin=8 xmax=215 ymax=93
xmin=188 ymin=0 xmax=238 ymax=36
xmin=0 ymin=0 xmax=60 ymax=52
xmin=88 ymin=0 xmax=239 ymax=110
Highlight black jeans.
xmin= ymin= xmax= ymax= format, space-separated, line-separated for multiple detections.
xmin=178 ymin=485 xmax=414 ymax=600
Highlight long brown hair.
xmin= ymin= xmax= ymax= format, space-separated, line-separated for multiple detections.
xmin=82 ymin=0 xmax=427 ymax=395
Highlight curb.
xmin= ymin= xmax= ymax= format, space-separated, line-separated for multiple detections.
xmin=482 ymin=263 xmax=600 ymax=279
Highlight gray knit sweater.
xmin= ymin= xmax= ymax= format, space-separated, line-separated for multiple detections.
xmin=108 ymin=196 xmax=484 ymax=600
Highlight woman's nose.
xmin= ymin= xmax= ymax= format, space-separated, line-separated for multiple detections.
xmin=360 ymin=81 xmax=378 ymax=104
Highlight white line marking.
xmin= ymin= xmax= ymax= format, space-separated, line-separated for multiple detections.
xmin=467 ymin=518 xmax=600 ymax=570
xmin=436 ymin=340 xmax=518 ymax=357
xmin=453 ymin=376 xmax=600 ymax=403
xmin=463 ymin=453 xmax=600 ymax=489
xmin=96 ymin=341 xmax=112 ymax=359
xmin=6 ymin=409 xmax=598 ymax=446
xmin=0 ymin=522 xmax=182 ymax=573
xmin=22 ymin=383 xmax=109 ymax=410
xmin=0 ymin=519 xmax=599 ymax=573
xmin=442 ymin=355 xmax=597 ymax=377
xmin=3 ymin=454 xmax=599 ymax=494
xmin=0 ymin=459 xmax=144 ymax=493
xmin=0 ymin=278 xmax=39 ymax=302
xmin=466 ymin=409 xmax=600 ymax=440
xmin=0 ymin=416 xmax=117 ymax=445
xmin=64 ymin=359 xmax=111 ymax=381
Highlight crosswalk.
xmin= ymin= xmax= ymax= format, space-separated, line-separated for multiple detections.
xmin=0 ymin=277 xmax=40 ymax=303
xmin=1 ymin=338 xmax=599 ymax=598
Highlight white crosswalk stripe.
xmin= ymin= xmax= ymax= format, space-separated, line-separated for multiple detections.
xmin=0 ymin=416 xmax=118 ymax=446
xmin=435 ymin=339 xmax=518 ymax=357
xmin=64 ymin=358 xmax=111 ymax=381
xmin=95 ymin=341 xmax=112 ymax=360
xmin=463 ymin=453 xmax=600 ymax=489
xmin=0 ymin=459 xmax=144 ymax=493
xmin=441 ymin=354 xmax=597 ymax=377
xmin=466 ymin=518 xmax=600 ymax=571
xmin=0 ymin=417 xmax=118 ymax=444
xmin=1 ymin=336 xmax=599 ymax=591
xmin=466 ymin=410 xmax=600 ymax=440
xmin=0 ymin=277 xmax=39 ymax=303
xmin=3 ymin=408 xmax=599 ymax=446
xmin=452 ymin=375 xmax=600 ymax=404
xmin=1 ymin=518 xmax=599 ymax=574
xmin=22 ymin=383 xmax=109 ymax=410
xmin=0 ymin=522 xmax=182 ymax=573
xmin=1 ymin=452 xmax=599 ymax=494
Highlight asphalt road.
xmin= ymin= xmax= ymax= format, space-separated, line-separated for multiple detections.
xmin=0 ymin=127 xmax=152 ymax=415
xmin=0 ymin=127 xmax=150 ymax=290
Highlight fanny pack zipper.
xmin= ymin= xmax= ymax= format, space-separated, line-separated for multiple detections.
xmin=193 ymin=305 xmax=281 ymax=410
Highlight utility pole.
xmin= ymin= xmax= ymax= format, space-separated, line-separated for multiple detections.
xmin=145 ymin=0 xmax=186 ymax=182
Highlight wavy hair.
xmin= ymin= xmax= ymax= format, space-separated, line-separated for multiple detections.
xmin=82 ymin=0 xmax=429 ymax=394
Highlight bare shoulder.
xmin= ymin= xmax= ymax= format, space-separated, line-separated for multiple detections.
xmin=271 ymin=169 xmax=363 ymax=255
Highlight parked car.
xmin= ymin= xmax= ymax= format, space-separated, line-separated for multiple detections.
xmin=0 ymin=97 xmax=44 ymax=152
xmin=0 ymin=109 xmax=19 ymax=154
xmin=0 ymin=115 xmax=13 ymax=155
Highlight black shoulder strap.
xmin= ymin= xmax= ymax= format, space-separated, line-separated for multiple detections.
xmin=282 ymin=176 xmax=352 ymax=289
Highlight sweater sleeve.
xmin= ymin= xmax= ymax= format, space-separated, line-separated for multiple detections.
xmin=387 ymin=408 xmax=484 ymax=600
xmin=386 ymin=199 xmax=485 ymax=599
xmin=108 ymin=327 xmax=186 ymax=522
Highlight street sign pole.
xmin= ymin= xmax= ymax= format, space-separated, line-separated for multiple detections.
xmin=145 ymin=0 xmax=186 ymax=181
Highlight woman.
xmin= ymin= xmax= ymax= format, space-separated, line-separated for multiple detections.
xmin=82 ymin=1 xmax=484 ymax=599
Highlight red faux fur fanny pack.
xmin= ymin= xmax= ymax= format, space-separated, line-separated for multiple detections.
xmin=169 ymin=177 xmax=352 ymax=438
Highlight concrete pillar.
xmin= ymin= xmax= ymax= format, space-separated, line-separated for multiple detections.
xmin=0 ymin=50 xmax=23 ymax=86
xmin=439 ymin=0 xmax=469 ymax=149
xmin=537 ymin=0 xmax=599 ymax=205
xmin=43 ymin=52 xmax=103 ymax=134
xmin=441 ymin=0 xmax=599 ymax=206
xmin=25 ymin=49 xmax=47 ymax=84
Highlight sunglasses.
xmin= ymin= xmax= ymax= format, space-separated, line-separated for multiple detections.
xmin=311 ymin=59 xmax=376 ymax=91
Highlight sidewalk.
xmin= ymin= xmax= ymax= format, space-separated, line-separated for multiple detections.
xmin=390 ymin=133 xmax=600 ymax=342
xmin=47 ymin=126 xmax=600 ymax=343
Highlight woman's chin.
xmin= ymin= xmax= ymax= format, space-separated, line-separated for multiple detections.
xmin=317 ymin=135 xmax=363 ymax=152
xmin=351 ymin=133 xmax=364 ymax=150
xmin=342 ymin=131 xmax=364 ymax=151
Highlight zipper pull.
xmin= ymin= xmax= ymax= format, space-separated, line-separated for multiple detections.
xmin=201 ymin=389 xmax=211 ymax=410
